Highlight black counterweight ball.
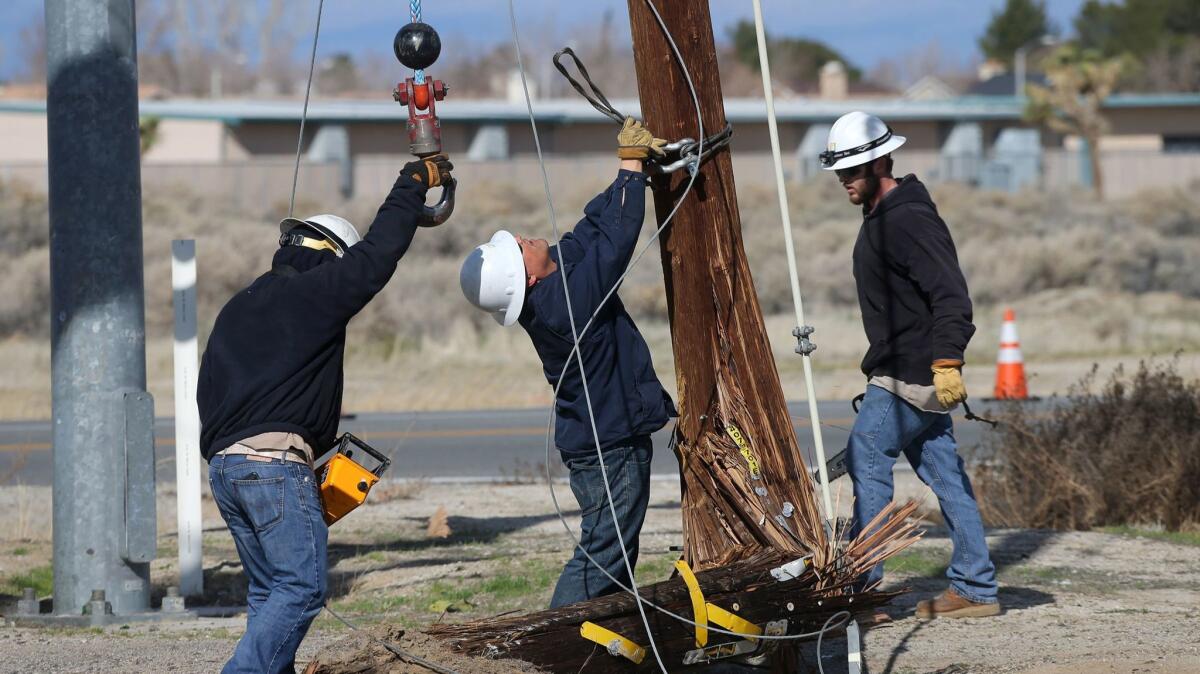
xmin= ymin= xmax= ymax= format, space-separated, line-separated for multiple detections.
xmin=394 ymin=22 xmax=441 ymax=70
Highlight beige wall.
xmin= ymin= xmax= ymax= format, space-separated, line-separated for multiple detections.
xmin=7 ymin=103 xmax=1198 ymax=166
xmin=0 ymin=114 xmax=225 ymax=163
xmin=0 ymin=113 xmax=48 ymax=162
xmin=144 ymin=119 xmax=225 ymax=163
xmin=1043 ymin=149 xmax=1200 ymax=197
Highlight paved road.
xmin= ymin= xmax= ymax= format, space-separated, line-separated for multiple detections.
xmin=0 ymin=400 xmax=1003 ymax=486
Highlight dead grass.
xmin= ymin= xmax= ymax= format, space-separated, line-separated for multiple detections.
xmin=368 ymin=478 xmax=429 ymax=504
xmin=1 ymin=176 xmax=1199 ymax=418
xmin=977 ymin=358 xmax=1200 ymax=531
xmin=2 ymin=175 xmax=1199 ymax=344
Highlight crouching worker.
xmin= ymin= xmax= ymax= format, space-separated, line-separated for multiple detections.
xmin=460 ymin=119 xmax=675 ymax=607
xmin=198 ymin=155 xmax=453 ymax=673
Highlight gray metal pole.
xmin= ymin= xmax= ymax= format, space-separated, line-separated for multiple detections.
xmin=46 ymin=0 xmax=156 ymax=616
xmin=1015 ymin=46 xmax=1027 ymax=99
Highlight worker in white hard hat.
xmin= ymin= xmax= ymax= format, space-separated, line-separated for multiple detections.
xmin=823 ymin=111 xmax=1000 ymax=619
xmin=460 ymin=119 xmax=675 ymax=607
xmin=198 ymin=154 xmax=453 ymax=673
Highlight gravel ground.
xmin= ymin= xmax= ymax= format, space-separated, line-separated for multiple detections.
xmin=1 ymin=477 xmax=1198 ymax=673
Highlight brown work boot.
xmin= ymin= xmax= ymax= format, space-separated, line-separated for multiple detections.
xmin=915 ymin=588 xmax=1001 ymax=619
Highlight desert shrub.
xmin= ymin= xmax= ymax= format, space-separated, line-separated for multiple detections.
xmin=976 ymin=359 xmax=1200 ymax=531
xmin=1 ymin=175 xmax=1199 ymax=348
xmin=0 ymin=180 xmax=49 ymax=254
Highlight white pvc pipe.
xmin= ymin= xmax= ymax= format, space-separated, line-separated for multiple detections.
xmin=172 ymin=240 xmax=204 ymax=597
xmin=751 ymin=0 xmax=834 ymax=524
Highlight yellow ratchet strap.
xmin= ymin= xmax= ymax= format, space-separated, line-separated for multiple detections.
xmin=580 ymin=622 xmax=646 ymax=664
xmin=725 ymin=424 xmax=762 ymax=480
xmin=706 ymin=603 xmax=763 ymax=644
xmin=675 ymin=559 xmax=709 ymax=647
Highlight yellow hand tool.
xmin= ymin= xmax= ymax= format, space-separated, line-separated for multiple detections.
xmin=317 ymin=433 xmax=391 ymax=526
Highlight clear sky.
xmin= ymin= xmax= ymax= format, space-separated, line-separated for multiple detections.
xmin=1 ymin=0 xmax=1089 ymax=81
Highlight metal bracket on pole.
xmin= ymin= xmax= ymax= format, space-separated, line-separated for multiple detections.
xmin=793 ymin=325 xmax=817 ymax=356
xmin=682 ymin=612 xmax=787 ymax=666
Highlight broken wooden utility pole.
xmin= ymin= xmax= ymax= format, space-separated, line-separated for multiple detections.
xmin=629 ymin=0 xmax=826 ymax=570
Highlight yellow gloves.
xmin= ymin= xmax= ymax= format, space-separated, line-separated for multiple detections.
xmin=403 ymin=154 xmax=454 ymax=187
xmin=932 ymin=359 xmax=968 ymax=407
xmin=616 ymin=117 xmax=667 ymax=160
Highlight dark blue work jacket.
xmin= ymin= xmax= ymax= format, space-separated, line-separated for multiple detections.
xmin=519 ymin=170 xmax=676 ymax=457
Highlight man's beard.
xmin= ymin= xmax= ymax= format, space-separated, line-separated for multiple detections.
xmin=854 ymin=174 xmax=880 ymax=206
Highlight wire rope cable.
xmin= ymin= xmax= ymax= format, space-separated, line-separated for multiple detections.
xmin=816 ymin=611 xmax=852 ymax=674
xmin=288 ymin=0 xmax=325 ymax=219
xmin=749 ymin=0 xmax=835 ymax=524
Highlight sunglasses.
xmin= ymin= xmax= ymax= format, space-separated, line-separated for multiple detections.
xmin=834 ymin=165 xmax=869 ymax=181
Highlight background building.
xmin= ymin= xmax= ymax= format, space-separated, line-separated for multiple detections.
xmin=3 ymin=88 xmax=1199 ymax=208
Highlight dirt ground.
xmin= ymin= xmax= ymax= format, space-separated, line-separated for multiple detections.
xmin=1 ymin=475 xmax=1198 ymax=673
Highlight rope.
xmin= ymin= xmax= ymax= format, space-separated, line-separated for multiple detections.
xmin=409 ymin=0 xmax=425 ymax=84
xmin=551 ymin=46 xmax=733 ymax=175
xmin=288 ymin=0 xmax=325 ymax=219
xmin=750 ymin=0 xmax=834 ymax=527
xmin=551 ymin=48 xmax=626 ymax=124
xmin=963 ymin=401 xmax=999 ymax=427
xmin=322 ymin=605 xmax=460 ymax=674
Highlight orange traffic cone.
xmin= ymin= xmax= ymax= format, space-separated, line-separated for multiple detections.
xmin=993 ymin=308 xmax=1028 ymax=399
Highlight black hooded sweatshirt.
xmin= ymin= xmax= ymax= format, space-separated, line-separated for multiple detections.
xmin=198 ymin=174 xmax=426 ymax=461
xmin=852 ymin=175 xmax=974 ymax=386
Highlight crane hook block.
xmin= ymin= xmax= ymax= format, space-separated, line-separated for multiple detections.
xmin=393 ymin=76 xmax=453 ymax=227
xmin=392 ymin=20 xmax=452 ymax=227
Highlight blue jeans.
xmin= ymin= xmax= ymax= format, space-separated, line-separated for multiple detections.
xmin=209 ymin=454 xmax=329 ymax=674
xmin=847 ymin=384 xmax=998 ymax=603
xmin=550 ymin=437 xmax=653 ymax=608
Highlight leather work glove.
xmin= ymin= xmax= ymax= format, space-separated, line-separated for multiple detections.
xmin=403 ymin=154 xmax=454 ymax=187
xmin=616 ymin=117 xmax=667 ymax=160
xmin=932 ymin=359 xmax=968 ymax=407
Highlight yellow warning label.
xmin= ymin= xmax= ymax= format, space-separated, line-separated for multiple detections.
xmin=725 ymin=424 xmax=761 ymax=480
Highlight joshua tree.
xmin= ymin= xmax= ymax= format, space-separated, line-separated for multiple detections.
xmin=1025 ymin=45 xmax=1128 ymax=200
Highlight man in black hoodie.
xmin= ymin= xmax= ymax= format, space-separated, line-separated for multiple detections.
xmin=821 ymin=112 xmax=999 ymax=619
xmin=198 ymin=155 xmax=452 ymax=674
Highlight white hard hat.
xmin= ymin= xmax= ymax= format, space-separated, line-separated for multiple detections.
xmin=819 ymin=111 xmax=906 ymax=171
xmin=460 ymin=230 xmax=526 ymax=327
xmin=279 ymin=214 xmax=362 ymax=257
